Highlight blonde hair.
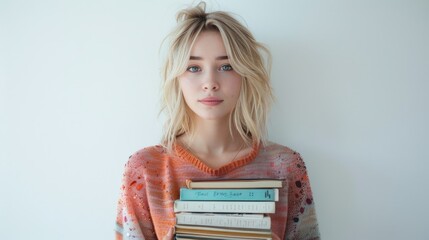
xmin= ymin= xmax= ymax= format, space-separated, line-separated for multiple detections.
xmin=161 ymin=2 xmax=274 ymax=151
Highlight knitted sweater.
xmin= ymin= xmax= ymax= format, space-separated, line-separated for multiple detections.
xmin=115 ymin=142 xmax=320 ymax=240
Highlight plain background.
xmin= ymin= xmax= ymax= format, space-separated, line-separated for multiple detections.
xmin=1 ymin=0 xmax=428 ymax=239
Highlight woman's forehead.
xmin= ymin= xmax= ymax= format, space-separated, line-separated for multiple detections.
xmin=189 ymin=30 xmax=228 ymax=59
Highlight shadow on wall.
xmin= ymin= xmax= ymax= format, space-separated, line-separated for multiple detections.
xmin=307 ymin=149 xmax=356 ymax=240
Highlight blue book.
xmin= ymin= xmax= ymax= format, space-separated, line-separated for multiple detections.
xmin=179 ymin=188 xmax=279 ymax=201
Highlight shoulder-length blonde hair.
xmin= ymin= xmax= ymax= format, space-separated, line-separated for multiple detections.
xmin=160 ymin=2 xmax=273 ymax=151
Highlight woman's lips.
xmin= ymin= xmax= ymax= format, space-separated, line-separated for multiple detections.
xmin=198 ymin=97 xmax=224 ymax=106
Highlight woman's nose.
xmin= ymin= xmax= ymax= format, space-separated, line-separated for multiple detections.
xmin=202 ymin=70 xmax=219 ymax=91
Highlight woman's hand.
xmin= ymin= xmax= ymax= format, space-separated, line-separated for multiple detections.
xmin=162 ymin=227 xmax=175 ymax=240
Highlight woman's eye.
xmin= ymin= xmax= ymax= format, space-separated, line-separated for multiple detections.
xmin=187 ymin=66 xmax=200 ymax=73
xmin=219 ymin=64 xmax=233 ymax=71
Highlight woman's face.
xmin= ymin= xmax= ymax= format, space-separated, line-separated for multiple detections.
xmin=178 ymin=30 xmax=242 ymax=122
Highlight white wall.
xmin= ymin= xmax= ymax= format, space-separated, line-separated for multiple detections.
xmin=1 ymin=0 xmax=428 ymax=239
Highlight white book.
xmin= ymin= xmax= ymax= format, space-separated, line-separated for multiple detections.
xmin=176 ymin=212 xmax=271 ymax=229
xmin=174 ymin=200 xmax=276 ymax=214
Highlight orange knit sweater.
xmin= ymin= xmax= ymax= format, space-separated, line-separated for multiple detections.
xmin=115 ymin=142 xmax=320 ymax=240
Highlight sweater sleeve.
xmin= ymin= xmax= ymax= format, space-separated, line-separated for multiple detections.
xmin=285 ymin=153 xmax=320 ymax=240
xmin=115 ymin=154 xmax=156 ymax=240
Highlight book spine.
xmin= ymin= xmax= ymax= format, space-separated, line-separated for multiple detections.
xmin=185 ymin=179 xmax=283 ymax=189
xmin=179 ymin=188 xmax=278 ymax=201
xmin=176 ymin=213 xmax=271 ymax=229
xmin=174 ymin=201 xmax=276 ymax=213
xmin=175 ymin=224 xmax=273 ymax=239
xmin=176 ymin=235 xmax=271 ymax=240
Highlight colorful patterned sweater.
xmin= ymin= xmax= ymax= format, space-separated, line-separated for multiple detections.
xmin=115 ymin=142 xmax=320 ymax=240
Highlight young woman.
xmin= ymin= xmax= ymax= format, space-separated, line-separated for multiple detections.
xmin=115 ymin=2 xmax=320 ymax=240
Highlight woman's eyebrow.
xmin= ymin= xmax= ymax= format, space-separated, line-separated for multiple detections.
xmin=189 ymin=55 xmax=229 ymax=60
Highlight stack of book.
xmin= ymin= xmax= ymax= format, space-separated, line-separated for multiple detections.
xmin=174 ymin=179 xmax=283 ymax=240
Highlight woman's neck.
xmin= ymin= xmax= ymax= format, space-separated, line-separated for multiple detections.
xmin=186 ymin=119 xmax=242 ymax=154
xmin=177 ymin=117 xmax=254 ymax=169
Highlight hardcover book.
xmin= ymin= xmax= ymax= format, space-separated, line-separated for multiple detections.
xmin=174 ymin=200 xmax=276 ymax=213
xmin=185 ymin=179 xmax=283 ymax=189
xmin=175 ymin=233 xmax=272 ymax=240
xmin=175 ymin=225 xmax=272 ymax=240
xmin=179 ymin=188 xmax=279 ymax=201
xmin=176 ymin=212 xmax=271 ymax=229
